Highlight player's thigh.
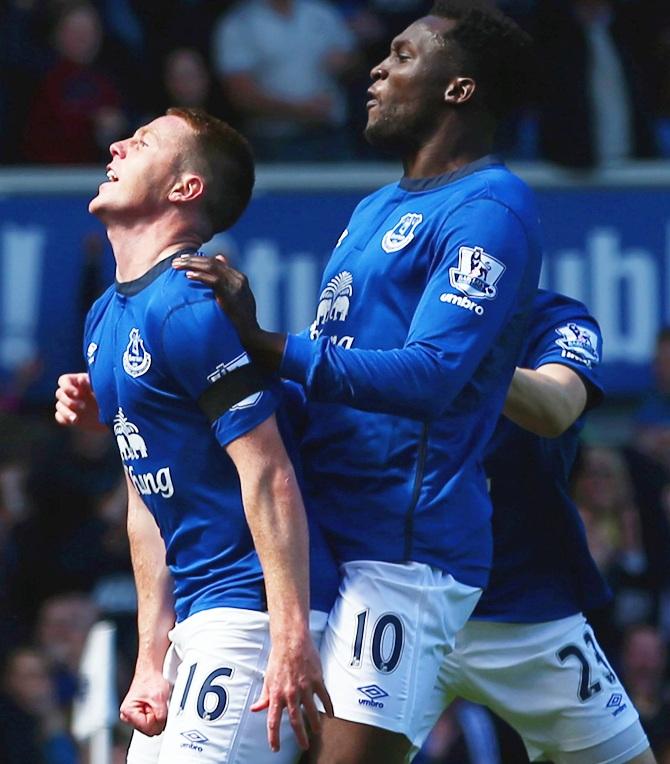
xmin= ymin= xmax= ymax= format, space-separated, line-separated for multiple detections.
xmin=438 ymin=615 xmax=649 ymax=764
xmin=318 ymin=560 xmax=481 ymax=763
xmin=155 ymin=607 xmax=315 ymax=764
xmin=552 ymin=721 xmax=653 ymax=764
xmin=308 ymin=716 xmax=411 ymax=764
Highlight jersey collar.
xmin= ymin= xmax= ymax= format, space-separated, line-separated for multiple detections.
xmin=399 ymin=154 xmax=503 ymax=193
xmin=115 ymin=247 xmax=198 ymax=296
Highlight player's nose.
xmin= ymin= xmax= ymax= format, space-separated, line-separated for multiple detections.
xmin=109 ymin=139 xmax=126 ymax=159
xmin=370 ymin=60 xmax=388 ymax=82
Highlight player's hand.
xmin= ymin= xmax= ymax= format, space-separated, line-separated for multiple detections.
xmin=251 ymin=631 xmax=333 ymax=752
xmin=172 ymin=254 xmax=260 ymax=342
xmin=55 ymin=372 xmax=105 ymax=431
xmin=119 ymin=671 xmax=170 ymax=737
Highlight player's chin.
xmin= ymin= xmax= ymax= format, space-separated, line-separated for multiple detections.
xmin=88 ymin=193 xmax=112 ymax=216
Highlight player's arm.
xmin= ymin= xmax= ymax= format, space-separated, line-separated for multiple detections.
xmin=503 ymin=363 xmax=588 ymax=438
xmin=120 ymin=474 xmax=175 ymax=737
xmin=225 ymin=413 xmax=332 ymax=753
xmin=54 ymin=372 xmax=106 ymax=431
xmin=173 ymin=200 xmax=536 ymax=419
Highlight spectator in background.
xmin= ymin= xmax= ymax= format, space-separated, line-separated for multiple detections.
xmin=634 ymin=327 xmax=670 ymax=474
xmin=22 ymin=0 xmax=128 ymax=164
xmin=0 ymin=0 xmax=54 ymax=163
xmin=212 ymin=0 xmax=359 ymax=161
xmin=574 ymin=445 xmax=669 ymax=633
xmin=620 ymin=624 xmax=670 ymax=758
xmin=0 ymin=646 xmax=80 ymax=763
xmin=534 ymin=0 xmax=657 ymax=167
xmin=6 ymin=425 xmax=122 ymax=624
xmin=34 ymin=593 xmax=99 ymax=709
xmin=156 ymin=47 xmax=233 ymax=124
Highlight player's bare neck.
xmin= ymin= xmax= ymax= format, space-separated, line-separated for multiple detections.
xmin=403 ymin=121 xmax=493 ymax=179
xmin=107 ymin=219 xmax=201 ymax=283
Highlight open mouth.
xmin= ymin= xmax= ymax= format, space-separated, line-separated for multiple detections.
xmin=105 ymin=167 xmax=119 ymax=182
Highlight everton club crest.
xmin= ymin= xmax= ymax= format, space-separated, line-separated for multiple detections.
xmin=123 ymin=328 xmax=152 ymax=378
xmin=381 ymin=213 xmax=423 ymax=253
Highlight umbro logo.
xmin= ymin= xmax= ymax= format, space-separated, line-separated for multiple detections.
xmin=179 ymin=729 xmax=209 ymax=753
xmin=181 ymin=730 xmax=208 ymax=744
xmin=606 ymin=693 xmax=627 ymax=717
xmin=357 ymin=684 xmax=388 ymax=708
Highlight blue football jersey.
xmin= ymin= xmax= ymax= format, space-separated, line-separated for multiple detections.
xmin=84 ymin=253 xmax=338 ymax=622
xmin=281 ymin=157 xmax=543 ymax=588
xmin=474 ymin=289 xmax=611 ymax=622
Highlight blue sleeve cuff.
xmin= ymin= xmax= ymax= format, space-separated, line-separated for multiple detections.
xmin=280 ymin=334 xmax=314 ymax=384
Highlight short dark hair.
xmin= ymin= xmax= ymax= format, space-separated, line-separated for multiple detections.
xmin=429 ymin=0 xmax=533 ymax=119
xmin=167 ymin=107 xmax=255 ymax=235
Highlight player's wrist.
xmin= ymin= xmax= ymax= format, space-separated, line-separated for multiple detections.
xmin=246 ymin=330 xmax=286 ymax=372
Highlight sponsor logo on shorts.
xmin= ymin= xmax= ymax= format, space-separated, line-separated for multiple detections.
xmin=606 ymin=693 xmax=627 ymax=716
xmin=357 ymin=684 xmax=388 ymax=709
xmin=180 ymin=729 xmax=209 ymax=753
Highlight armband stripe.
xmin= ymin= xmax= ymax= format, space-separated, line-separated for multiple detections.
xmin=198 ymin=365 xmax=265 ymax=421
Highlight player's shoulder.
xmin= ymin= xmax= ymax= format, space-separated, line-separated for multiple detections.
xmin=428 ymin=159 xmax=537 ymax=224
xmin=531 ymin=289 xmax=597 ymax=329
xmin=142 ymin=255 xmax=218 ymax=325
xmin=351 ymin=182 xmax=399 ymax=217
xmin=472 ymin=162 xmax=537 ymax=213
xmin=85 ymin=283 xmax=116 ymax=332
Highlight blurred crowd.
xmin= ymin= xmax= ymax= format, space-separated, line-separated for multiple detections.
xmin=2 ymin=341 xmax=670 ymax=763
xmin=2 ymin=0 xmax=670 ymax=762
xmin=2 ymin=0 xmax=670 ymax=166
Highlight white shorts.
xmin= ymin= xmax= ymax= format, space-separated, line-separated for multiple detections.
xmin=318 ymin=560 xmax=481 ymax=749
xmin=126 ymin=608 xmax=328 ymax=764
xmin=437 ymin=613 xmax=650 ymax=764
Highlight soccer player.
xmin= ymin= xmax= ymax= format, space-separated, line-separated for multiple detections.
xmin=173 ymin=2 xmax=542 ymax=761
xmin=60 ymin=107 xmax=337 ymax=763
xmin=435 ymin=290 xmax=655 ymax=764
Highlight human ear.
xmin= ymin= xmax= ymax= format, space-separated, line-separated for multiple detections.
xmin=168 ymin=174 xmax=204 ymax=203
xmin=444 ymin=77 xmax=476 ymax=105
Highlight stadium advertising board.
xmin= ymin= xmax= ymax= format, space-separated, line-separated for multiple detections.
xmin=1 ymin=183 xmax=669 ymax=400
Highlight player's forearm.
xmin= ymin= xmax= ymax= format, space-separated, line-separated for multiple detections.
xmin=280 ymin=334 xmax=468 ymax=419
xmin=241 ymin=463 xmax=311 ymax=641
xmin=503 ymin=366 xmax=586 ymax=437
xmin=127 ymin=481 xmax=175 ymax=673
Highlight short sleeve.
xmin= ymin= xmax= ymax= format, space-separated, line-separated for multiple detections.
xmin=529 ymin=311 xmax=604 ymax=408
xmin=161 ymin=295 xmax=278 ymax=447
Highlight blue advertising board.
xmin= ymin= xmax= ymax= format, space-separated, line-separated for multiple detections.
xmin=1 ymin=181 xmax=669 ymax=401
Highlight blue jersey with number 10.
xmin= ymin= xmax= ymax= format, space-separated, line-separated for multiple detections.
xmin=281 ymin=156 xmax=543 ymax=588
